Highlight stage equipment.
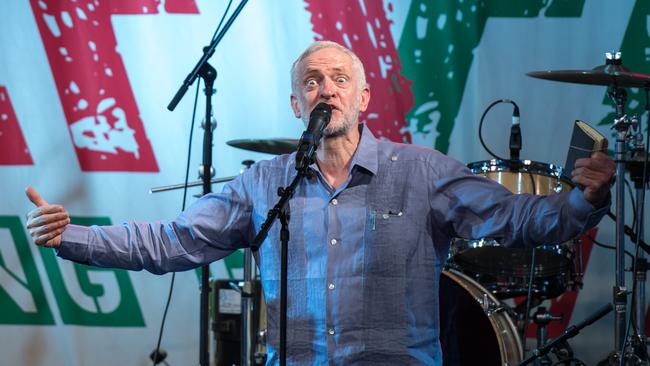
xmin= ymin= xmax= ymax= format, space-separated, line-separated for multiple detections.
xmin=448 ymin=159 xmax=580 ymax=299
xmin=439 ymin=269 xmax=523 ymax=366
xmin=165 ymin=1 xmax=249 ymax=364
xmin=227 ymin=138 xmax=299 ymax=155
xmin=528 ymin=51 xmax=650 ymax=365
xmin=249 ymin=102 xmax=332 ymax=366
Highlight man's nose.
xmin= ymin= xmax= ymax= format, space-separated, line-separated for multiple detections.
xmin=319 ymin=78 xmax=335 ymax=99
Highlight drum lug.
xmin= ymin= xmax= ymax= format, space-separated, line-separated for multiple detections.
xmin=479 ymin=293 xmax=505 ymax=316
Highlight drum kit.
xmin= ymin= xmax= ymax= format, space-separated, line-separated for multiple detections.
xmin=151 ymin=52 xmax=650 ymax=366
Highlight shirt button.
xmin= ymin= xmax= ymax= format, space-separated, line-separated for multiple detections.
xmin=330 ymin=238 xmax=338 ymax=245
xmin=328 ymin=328 xmax=335 ymax=335
xmin=331 ymin=198 xmax=338 ymax=205
xmin=328 ymin=283 xmax=335 ymax=290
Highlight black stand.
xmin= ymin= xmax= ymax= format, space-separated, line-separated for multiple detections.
xmin=165 ymin=2 xmax=249 ymax=365
xmin=517 ymin=303 xmax=613 ymax=366
xmin=250 ymin=169 xmax=309 ymax=366
xmin=198 ymin=63 xmax=216 ymax=366
xmin=532 ymin=307 xmax=563 ymax=366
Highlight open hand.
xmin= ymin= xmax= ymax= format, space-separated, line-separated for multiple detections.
xmin=25 ymin=186 xmax=69 ymax=248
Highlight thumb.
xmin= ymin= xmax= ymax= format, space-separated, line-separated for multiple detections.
xmin=25 ymin=186 xmax=49 ymax=207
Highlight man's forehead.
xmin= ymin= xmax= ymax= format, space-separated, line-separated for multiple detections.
xmin=298 ymin=48 xmax=354 ymax=73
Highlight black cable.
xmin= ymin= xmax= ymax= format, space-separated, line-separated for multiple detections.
xmin=624 ymin=179 xmax=637 ymax=230
xmin=151 ymin=82 xmax=201 ymax=366
xmin=521 ymin=247 xmax=537 ymax=346
xmin=211 ymin=0 xmax=234 ymax=42
xmin=591 ymin=236 xmax=634 ymax=262
xmin=478 ymin=99 xmax=518 ymax=161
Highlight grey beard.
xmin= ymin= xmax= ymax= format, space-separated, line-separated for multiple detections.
xmin=323 ymin=120 xmax=355 ymax=138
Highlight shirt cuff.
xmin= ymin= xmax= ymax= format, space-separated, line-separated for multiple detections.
xmin=569 ymin=188 xmax=610 ymax=231
xmin=56 ymin=224 xmax=91 ymax=265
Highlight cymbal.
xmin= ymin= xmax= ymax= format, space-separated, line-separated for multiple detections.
xmin=527 ymin=64 xmax=650 ymax=88
xmin=227 ymin=138 xmax=299 ymax=155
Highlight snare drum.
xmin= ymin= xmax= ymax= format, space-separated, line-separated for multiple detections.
xmin=449 ymin=239 xmax=575 ymax=298
xmin=449 ymin=160 xmax=577 ymax=298
xmin=440 ymin=269 xmax=523 ymax=365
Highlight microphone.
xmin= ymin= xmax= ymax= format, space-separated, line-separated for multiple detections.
xmin=509 ymin=103 xmax=521 ymax=161
xmin=295 ymin=102 xmax=332 ymax=170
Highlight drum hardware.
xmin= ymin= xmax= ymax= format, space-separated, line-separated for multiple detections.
xmin=516 ymin=303 xmax=613 ymax=366
xmin=528 ymin=51 xmax=650 ymax=365
xmin=440 ymin=269 xmax=524 ymax=366
xmin=531 ymin=307 xmax=564 ymax=366
xmin=227 ymin=138 xmax=299 ymax=155
xmin=449 ymin=159 xmax=578 ymax=300
xmin=478 ymin=292 xmax=508 ymax=316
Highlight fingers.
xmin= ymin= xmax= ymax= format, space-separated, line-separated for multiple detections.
xmin=34 ymin=226 xmax=65 ymax=247
xmin=25 ymin=186 xmax=49 ymax=207
xmin=26 ymin=204 xmax=65 ymax=221
xmin=28 ymin=217 xmax=70 ymax=236
xmin=26 ymin=211 xmax=68 ymax=228
xmin=571 ymin=152 xmax=615 ymax=207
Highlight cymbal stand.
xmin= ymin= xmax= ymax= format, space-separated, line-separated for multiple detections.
xmin=609 ymin=77 xmax=631 ymax=359
xmin=627 ymin=115 xmax=650 ymax=363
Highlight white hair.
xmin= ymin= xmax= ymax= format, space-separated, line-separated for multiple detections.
xmin=290 ymin=41 xmax=367 ymax=93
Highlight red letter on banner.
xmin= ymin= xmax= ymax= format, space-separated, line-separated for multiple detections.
xmin=0 ymin=86 xmax=33 ymax=165
xmin=305 ymin=0 xmax=414 ymax=143
xmin=30 ymin=0 xmax=198 ymax=171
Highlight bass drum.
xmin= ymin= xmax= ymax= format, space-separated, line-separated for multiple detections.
xmin=440 ymin=269 xmax=522 ymax=366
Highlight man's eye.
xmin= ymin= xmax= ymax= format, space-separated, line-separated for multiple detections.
xmin=306 ymin=79 xmax=318 ymax=87
xmin=336 ymin=77 xmax=347 ymax=83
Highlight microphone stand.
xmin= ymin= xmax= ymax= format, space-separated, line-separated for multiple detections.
xmin=517 ymin=303 xmax=613 ymax=366
xmin=165 ymin=2 xmax=249 ymax=365
xmin=250 ymin=167 xmax=309 ymax=366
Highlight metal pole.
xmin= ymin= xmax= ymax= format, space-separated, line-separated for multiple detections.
xmin=614 ymin=126 xmax=628 ymax=353
xmin=634 ymin=186 xmax=647 ymax=347
xmin=241 ymin=249 xmax=254 ymax=365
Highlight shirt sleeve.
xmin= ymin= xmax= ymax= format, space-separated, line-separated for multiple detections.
xmin=56 ymin=173 xmax=255 ymax=275
xmin=427 ymin=154 xmax=610 ymax=247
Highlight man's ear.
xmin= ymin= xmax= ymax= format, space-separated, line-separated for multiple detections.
xmin=290 ymin=95 xmax=301 ymax=118
xmin=358 ymin=86 xmax=371 ymax=112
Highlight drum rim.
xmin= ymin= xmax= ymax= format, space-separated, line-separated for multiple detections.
xmin=467 ymin=159 xmax=563 ymax=173
xmin=468 ymin=158 xmax=575 ymax=182
xmin=442 ymin=268 xmax=523 ymax=363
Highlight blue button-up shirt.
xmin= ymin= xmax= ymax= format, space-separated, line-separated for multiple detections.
xmin=59 ymin=124 xmax=607 ymax=365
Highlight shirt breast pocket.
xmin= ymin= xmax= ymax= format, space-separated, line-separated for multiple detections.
xmin=364 ymin=206 xmax=415 ymax=276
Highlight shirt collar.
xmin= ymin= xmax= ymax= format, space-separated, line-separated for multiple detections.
xmin=308 ymin=123 xmax=379 ymax=177
xmin=349 ymin=123 xmax=379 ymax=175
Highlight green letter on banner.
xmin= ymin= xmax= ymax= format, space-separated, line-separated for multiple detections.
xmin=398 ymin=0 xmax=585 ymax=153
xmin=39 ymin=217 xmax=145 ymax=327
xmin=0 ymin=216 xmax=55 ymax=325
